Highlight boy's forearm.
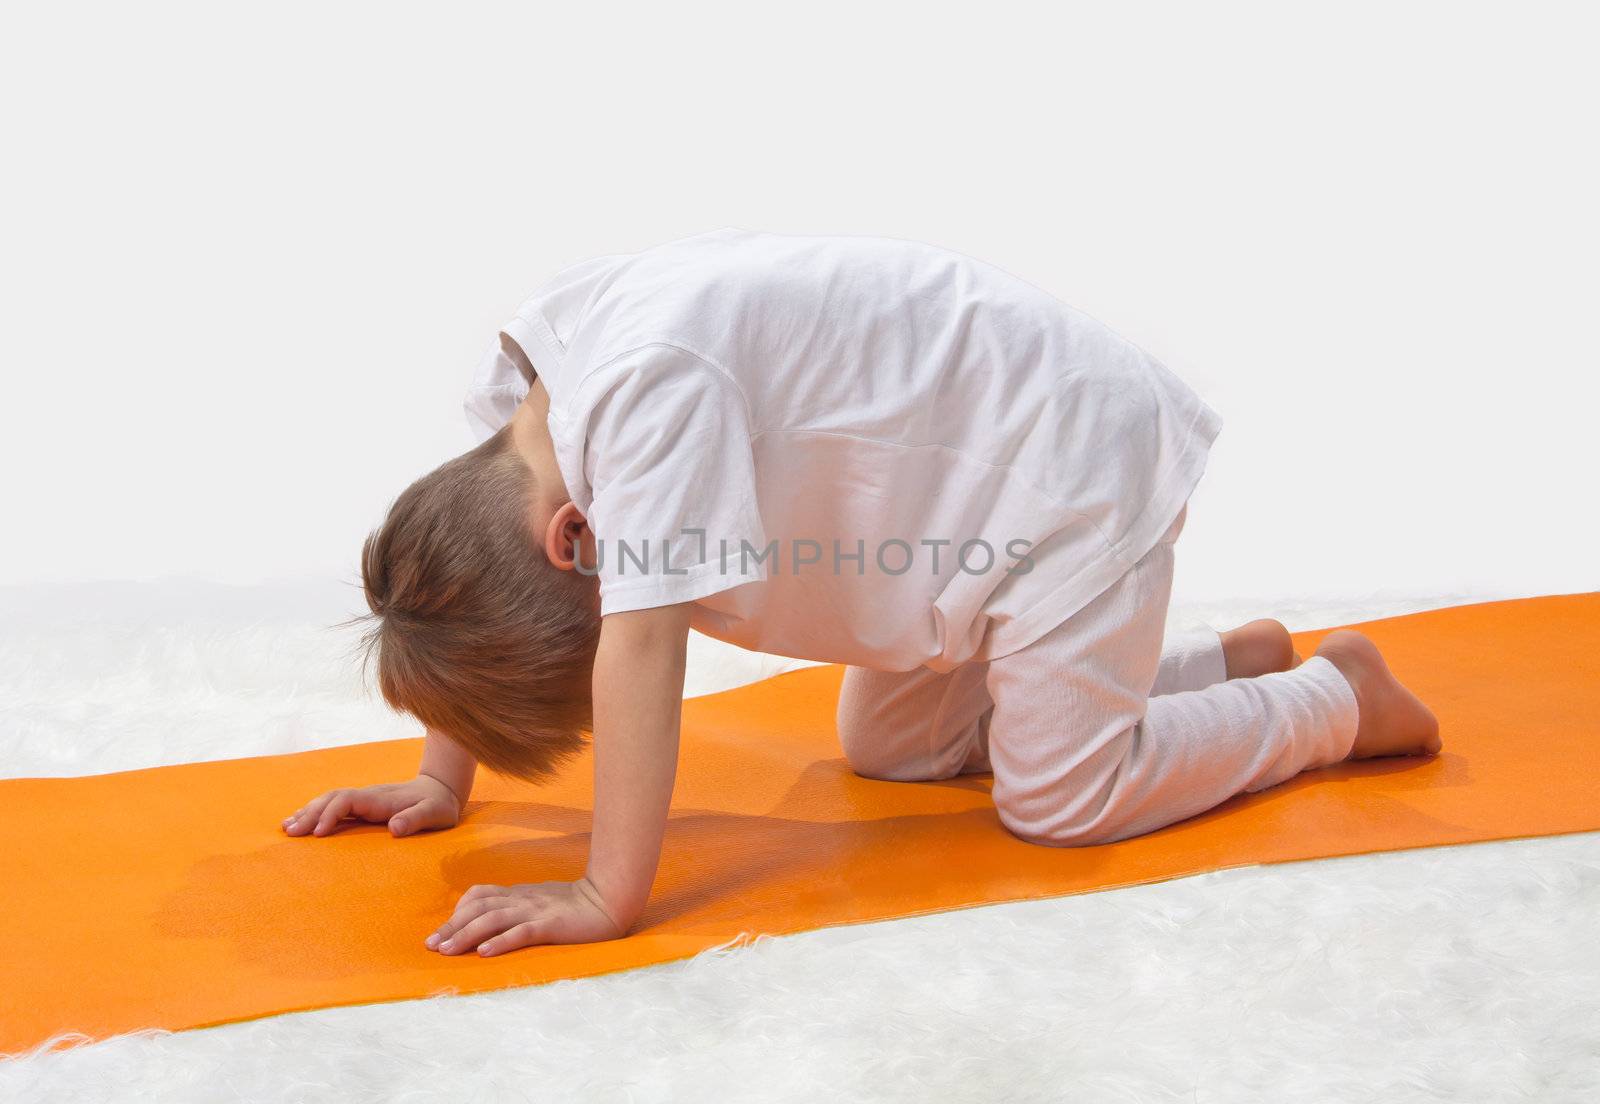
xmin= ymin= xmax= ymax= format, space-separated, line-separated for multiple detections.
xmin=418 ymin=727 xmax=477 ymax=807
xmin=584 ymin=603 xmax=691 ymax=932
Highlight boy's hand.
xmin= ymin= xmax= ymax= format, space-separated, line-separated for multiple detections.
xmin=282 ymin=774 xmax=461 ymax=838
xmin=425 ymin=877 xmax=623 ymax=956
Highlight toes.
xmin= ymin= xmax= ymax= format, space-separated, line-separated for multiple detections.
xmin=1419 ymin=707 xmax=1443 ymax=756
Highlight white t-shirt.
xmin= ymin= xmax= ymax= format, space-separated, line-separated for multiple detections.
xmin=464 ymin=229 xmax=1221 ymax=672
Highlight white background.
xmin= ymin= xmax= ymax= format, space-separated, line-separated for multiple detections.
xmin=3 ymin=1 xmax=1595 ymax=607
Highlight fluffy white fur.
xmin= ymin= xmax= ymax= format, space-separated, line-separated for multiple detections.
xmin=2 ymin=581 xmax=1595 ymax=1101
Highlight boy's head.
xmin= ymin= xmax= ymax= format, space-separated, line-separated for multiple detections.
xmin=357 ymin=418 xmax=600 ymax=781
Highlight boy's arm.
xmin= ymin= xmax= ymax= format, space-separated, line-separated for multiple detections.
xmin=426 ymin=602 xmax=690 ymax=955
xmin=583 ymin=602 xmax=691 ymax=930
xmin=418 ymin=726 xmax=477 ymax=809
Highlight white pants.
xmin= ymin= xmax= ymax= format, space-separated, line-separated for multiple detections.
xmin=836 ymin=507 xmax=1360 ymax=846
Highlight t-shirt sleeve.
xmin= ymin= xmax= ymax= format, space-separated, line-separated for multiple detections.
xmin=462 ymin=333 xmax=532 ymax=444
xmin=568 ymin=347 xmax=768 ymax=615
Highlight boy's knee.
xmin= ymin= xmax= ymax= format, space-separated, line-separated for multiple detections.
xmin=994 ymin=789 xmax=1134 ymax=848
xmin=838 ymin=731 xmax=925 ymax=783
xmin=999 ymin=813 xmax=1118 ymax=848
xmin=836 ymin=697 xmax=916 ymax=781
xmin=839 ymin=709 xmax=993 ymax=783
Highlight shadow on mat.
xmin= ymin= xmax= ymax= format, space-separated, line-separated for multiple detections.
xmin=151 ymin=748 xmax=1454 ymax=979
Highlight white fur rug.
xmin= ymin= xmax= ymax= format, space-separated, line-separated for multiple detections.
xmin=2 ymin=581 xmax=1596 ymax=1102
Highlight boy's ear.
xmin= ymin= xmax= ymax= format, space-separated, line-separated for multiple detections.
xmin=543 ymin=502 xmax=591 ymax=571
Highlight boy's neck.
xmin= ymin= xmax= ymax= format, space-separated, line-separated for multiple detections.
xmin=509 ymin=382 xmax=570 ymax=506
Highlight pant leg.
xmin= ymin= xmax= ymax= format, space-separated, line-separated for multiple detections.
xmin=983 ymin=522 xmax=1358 ymax=847
xmin=836 ymin=661 xmax=993 ymax=782
xmin=1145 ymin=506 xmax=1228 ymax=697
xmin=1152 ymin=626 xmax=1228 ymax=695
xmin=833 ymin=624 xmax=1221 ymax=783
xmin=838 ymin=504 xmax=1284 ymax=793
xmin=837 ymin=504 xmax=1222 ymax=783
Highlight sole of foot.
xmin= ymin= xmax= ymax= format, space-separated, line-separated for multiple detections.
xmin=1221 ymin=618 xmax=1300 ymax=679
xmin=1315 ymin=630 xmax=1443 ymax=759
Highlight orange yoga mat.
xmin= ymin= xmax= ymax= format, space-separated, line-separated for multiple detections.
xmin=3 ymin=593 xmax=1598 ymax=1054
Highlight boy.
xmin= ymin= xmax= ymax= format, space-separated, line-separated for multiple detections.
xmin=283 ymin=229 xmax=1440 ymax=958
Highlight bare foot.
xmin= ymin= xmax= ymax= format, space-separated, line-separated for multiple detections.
xmin=1220 ymin=618 xmax=1299 ymax=679
xmin=1315 ymin=630 xmax=1442 ymax=759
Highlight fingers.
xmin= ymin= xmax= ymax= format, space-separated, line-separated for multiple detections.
xmin=311 ymin=791 xmax=357 ymax=836
xmin=389 ymin=797 xmax=451 ymax=838
xmin=284 ymin=787 xmax=412 ymax=837
xmin=435 ymin=908 xmax=549 ymax=957
xmin=279 ymin=789 xmax=360 ymax=837
xmin=423 ymin=882 xmax=618 ymax=958
xmin=388 ymin=799 xmax=425 ymax=838
xmin=477 ymin=920 xmax=550 ymax=958
xmin=282 ymin=791 xmax=339 ymax=836
xmin=425 ymin=885 xmax=511 ymax=949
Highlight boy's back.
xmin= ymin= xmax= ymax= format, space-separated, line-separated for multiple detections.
xmin=469 ymin=228 xmax=1221 ymax=671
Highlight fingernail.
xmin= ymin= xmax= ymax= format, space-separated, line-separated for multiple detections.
xmin=440 ymin=940 xmax=454 ymax=952
xmin=425 ymin=935 xmax=439 ymax=949
xmin=478 ymin=946 xmax=494 ymax=957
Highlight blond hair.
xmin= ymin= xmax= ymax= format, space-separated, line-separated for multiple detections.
xmin=355 ymin=426 xmax=600 ymax=780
